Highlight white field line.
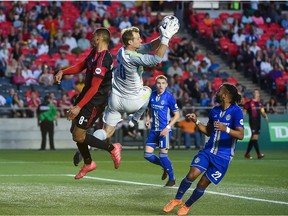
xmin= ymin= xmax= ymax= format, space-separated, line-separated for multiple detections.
xmin=0 ymin=174 xmax=287 ymax=206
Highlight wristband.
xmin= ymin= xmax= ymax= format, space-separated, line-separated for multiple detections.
xmin=166 ymin=125 xmax=171 ymax=130
xmin=226 ymin=127 xmax=231 ymax=134
xmin=160 ymin=36 xmax=170 ymax=46
xmin=195 ymin=119 xmax=200 ymax=125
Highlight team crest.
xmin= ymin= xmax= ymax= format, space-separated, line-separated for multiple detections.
xmin=161 ymin=100 xmax=165 ymax=105
xmin=226 ymin=114 xmax=231 ymax=121
xmin=95 ymin=68 xmax=101 ymax=74
xmin=194 ymin=157 xmax=200 ymax=163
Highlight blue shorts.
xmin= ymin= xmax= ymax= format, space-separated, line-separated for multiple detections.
xmin=191 ymin=150 xmax=230 ymax=185
xmin=145 ymin=130 xmax=172 ymax=149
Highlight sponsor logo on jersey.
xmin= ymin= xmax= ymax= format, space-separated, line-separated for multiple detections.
xmin=95 ymin=68 xmax=101 ymax=74
xmin=226 ymin=114 xmax=231 ymax=121
xmin=240 ymin=119 xmax=243 ymax=125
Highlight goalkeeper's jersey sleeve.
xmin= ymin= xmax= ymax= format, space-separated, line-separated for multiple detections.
xmin=112 ymin=46 xmax=162 ymax=99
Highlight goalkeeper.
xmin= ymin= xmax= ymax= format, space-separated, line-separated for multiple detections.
xmin=73 ymin=16 xmax=180 ymax=169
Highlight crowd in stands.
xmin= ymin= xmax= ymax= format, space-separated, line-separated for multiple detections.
xmin=0 ymin=1 xmax=287 ymax=119
xmin=187 ymin=1 xmax=288 ymax=108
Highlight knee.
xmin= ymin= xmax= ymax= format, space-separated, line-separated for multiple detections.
xmin=72 ymin=133 xmax=85 ymax=143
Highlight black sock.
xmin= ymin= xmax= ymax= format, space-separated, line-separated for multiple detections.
xmin=84 ymin=134 xmax=114 ymax=152
xmin=76 ymin=142 xmax=92 ymax=165
xmin=252 ymin=140 xmax=261 ymax=154
xmin=246 ymin=140 xmax=254 ymax=154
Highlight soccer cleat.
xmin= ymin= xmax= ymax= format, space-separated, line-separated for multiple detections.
xmin=257 ymin=153 xmax=264 ymax=159
xmin=110 ymin=143 xmax=122 ymax=169
xmin=74 ymin=161 xmax=96 ymax=179
xmin=161 ymin=169 xmax=168 ymax=180
xmin=244 ymin=153 xmax=252 ymax=159
xmin=73 ymin=150 xmax=83 ymax=166
xmin=165 ymin=179 xmax=176 ymax=187
xmin=177 ymin=204 xmax=190 ymax=216
xmin=163 ymin=198 xmax=182 ymax=213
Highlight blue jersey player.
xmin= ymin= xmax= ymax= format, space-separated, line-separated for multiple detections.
xmin=163 ymin=83 xmax=244 ymax=216
xmin=144 ymin=75 xmax=180 ymax=187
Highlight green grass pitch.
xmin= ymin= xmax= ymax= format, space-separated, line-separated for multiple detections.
xmin=0 ymin=149 xmax=287 ymax=215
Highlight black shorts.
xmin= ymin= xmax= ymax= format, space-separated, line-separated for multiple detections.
xmin=74 ymin=101 xmax=107 ymax=130
xmin=250 ymin=122 xmax=260 ymax=135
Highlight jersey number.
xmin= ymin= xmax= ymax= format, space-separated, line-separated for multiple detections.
xmin=78 ymin=116 xmax=85 ymax=125
xmin=211 ymin=171 xmax=222 ymax=181
xmin=119 ymin=65 xmax=126 ymax=80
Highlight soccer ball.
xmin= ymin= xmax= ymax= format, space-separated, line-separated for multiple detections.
xmin=161 ymin=15 xmax=179 ymax=29
xmin=93 ymin=129 xmax=107 ymax=140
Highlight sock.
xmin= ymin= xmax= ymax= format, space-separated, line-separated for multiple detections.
xmin=76 ymin=142 xmax=92 ymax=165
xmin=253 ymin=140 xmax=260 ymax=154
xmin=144 ymin=152 xmax=161 ymax=165
xmin=246 ymin=140 xmax=254 ymax=154
xmin=159 ymin=152 xmax=174 ymax=181
xmin=175 ymin=176 xmax=193 ymax=200
xmin=84 ymin=134 xmax=114 ymax=152
xmin=185 ymin=187 xmax=206 ymax=207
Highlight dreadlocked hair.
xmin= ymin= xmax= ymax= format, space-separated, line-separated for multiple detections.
xmin=222 ymin=83 xmax=242 ymax=105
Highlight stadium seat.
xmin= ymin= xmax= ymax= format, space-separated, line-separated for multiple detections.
xmin=212 ymin=77 xmax=223 ymax=90
xmin=227 ymin=77 xmax=238 ymax=85
xmin=219 ymin=12 xmax=230 ymax=21
xmin=275 ymin=77 xmax=287 ymax=94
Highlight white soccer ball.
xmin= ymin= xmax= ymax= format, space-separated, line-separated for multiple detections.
xmin=93 ymin=129 xmax=107 ymax=140
xmin=161 ymin=15 xmax=179 ymax=29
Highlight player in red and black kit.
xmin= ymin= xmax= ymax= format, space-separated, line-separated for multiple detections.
xmin=54 ymin=28 xmax=122 ymax=179
xmin=243 ymin=89 xmax=268 ymax=160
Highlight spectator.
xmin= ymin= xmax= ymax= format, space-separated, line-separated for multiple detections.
xmin=0 ymin=8 xmax=6 ymax=22
xmin=166 ymin=60 xmax=183 ymax=77
xmin=119 ymin=15 xmax=132 ymax=30
xmin=37 ymin=39 xmax=49 ymax=56
xmin=203 ymin=13 xmax=214 ymax=27
xmin=60 ymin=74 xmax=75 ymax=92
xmin=55 ymin=52 xmax=69 ymax=69
xmin=198 ymin=74 xmax=212 ymax=94
xmin=12 ymin=66 xmax=25 ymax=87
xmin=27 ymin=34 xmax=38 ymax=49
xmin=219 ymin=18 xmax=231 ymax=37
xmin=280 ymin=30 xmax=288 ymax=53
xmin=281 ymin=14 xmax=288 ymax=29
xmin=177 ymin=117 xmax=201 ymax=150
xmin=245 ymin=28 xmax=258 ymax=45
xmin=26 ymin=90 xmax=41 ymax=117
xmin=64 ymin=30 xmax=78 ymax=53
xmin=10 ymin=90 xmax=25 ymax=117
xmin=57 ymin=93 xmax=72 ymax=117
xmin=102 ymin=12 xmax=112 ymax=28
xmin=21 ymin=64 xmax=39 ymax=86
xmin=252 ymin=10 xmax=264 ymax=26
xmin=48 ymin=36 xmax=59 ymax=56
xmin=197 ymin=60 xmax=209 ymax=73
xmin=38 ymin=65 xmax=54 ymax=86
xmin=265 ymin=96 xmax=278 ymax=114
xmin=77 ymin=31 xmax=91 ymax=51
xmin=268 ymin=63 xmax=283 ymax=90
xmin=241 ymin=10 xmax=253 ymax=26
xmin=266 ymin=34 xmax=279 ymax=50
xmin=74 ymin=73 xmax=85 ymax=93
xmin=250 ymin=40 xmax=261 ymax=55
xmin=259 ymin=55 xmax=272 ymax=87
xmin=183 ymin=76 xmax=201 ymax=104
xmin=167 ymin=75 xmax=184 ymax=101
xmin=111 ymin=31 xmax=121 ymax=47
xmin=232 ymin=28 xmax=246 ymax=47
xmin=76 ymin=11 xmax=88 ymax=27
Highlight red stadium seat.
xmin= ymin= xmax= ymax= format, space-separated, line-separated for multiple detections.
xmin=227 ymin=77 xmax=238 ymax=85
xmin=219 ymin=12 xmax=230 ymax=21
xmin=275 ymin=77 xmax=287 ymax=94
xmin=212 ymin=77 xmax=223 ymax=90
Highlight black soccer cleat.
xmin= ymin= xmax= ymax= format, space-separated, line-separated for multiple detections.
xmin=161 ymin=169 xmax=168 ymax=180
xmin=73 ymin=150 xmax=83 ymax=166
xmin=164 ymin=179 xmax=176 ymax=187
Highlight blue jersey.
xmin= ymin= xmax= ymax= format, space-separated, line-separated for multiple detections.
xmin=148 ymin=90 xmax=179 ymax=131
xmin=204 ymin=104 xmax=244 ymax=161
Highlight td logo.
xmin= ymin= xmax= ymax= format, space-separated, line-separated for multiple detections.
xmin=269 ymin=123 xmax=288 ymax=142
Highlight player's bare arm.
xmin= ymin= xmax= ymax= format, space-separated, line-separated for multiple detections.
xmin=215 ymin=121 xmax=244 ymax=140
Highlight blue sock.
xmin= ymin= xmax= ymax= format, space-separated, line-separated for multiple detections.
xmin=159 ymin=152 xmax=174 ymax=181
xmin=185 ymin=187 xmax=205 ymax=207
xmin=144 ymin=152 xmax=161 ymax=165
xmin=175 ymin=176 xmax=193 ymax=200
